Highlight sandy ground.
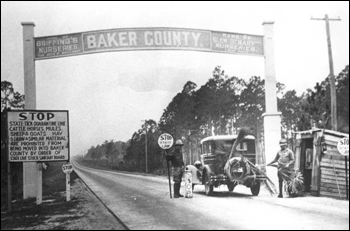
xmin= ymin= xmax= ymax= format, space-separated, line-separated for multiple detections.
xmin=1 ymin=172 xmax=127 ymax=230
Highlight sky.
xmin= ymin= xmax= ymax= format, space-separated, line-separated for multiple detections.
xmin=1 ymin=1 xmax=349 ymax=156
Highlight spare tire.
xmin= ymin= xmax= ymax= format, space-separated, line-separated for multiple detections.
xmin=224 ymin=157 xmax=250 ymax=182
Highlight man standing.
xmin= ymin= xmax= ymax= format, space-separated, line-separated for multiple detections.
xmin=267 ymin=139 xmax=295 ymax=198
xmin=166 ymin=139 xmax=185 ymax=198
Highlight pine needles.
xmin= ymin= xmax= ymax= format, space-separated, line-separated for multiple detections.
xmin=246 ymin=158 xmax=278 ymax=195
xmin=279 ymin=168 xmax=304 ymax=196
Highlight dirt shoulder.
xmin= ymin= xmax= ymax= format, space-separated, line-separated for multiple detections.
xmin=1 ymin=164 xmax=127 ymax=230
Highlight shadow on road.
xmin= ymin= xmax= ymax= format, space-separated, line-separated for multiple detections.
xmin=193 ymin=190 xmax=253 ymax=198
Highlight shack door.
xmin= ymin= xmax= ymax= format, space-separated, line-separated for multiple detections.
xmin=300 ymin=138 xmax=314 ymax=192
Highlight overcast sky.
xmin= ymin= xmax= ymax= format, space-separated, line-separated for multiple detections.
xmin=1 ymin=1 xmax=349 ymax=156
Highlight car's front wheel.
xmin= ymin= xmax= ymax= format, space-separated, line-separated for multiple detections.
xmin=204 ymin=173 xmax=213 ymax=196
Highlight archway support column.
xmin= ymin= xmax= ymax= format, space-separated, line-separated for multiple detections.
xmin=263 ymin=21 xmax=281 ymax=189
xmin=22 ymin=22 xmax=41 ymax=202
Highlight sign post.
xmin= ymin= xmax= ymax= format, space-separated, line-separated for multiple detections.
xmin=165 ymin=152 xmax=172 ymax=199
xmin=37 ymin=163 xmax=42 ymax=205
xmin=62 ymin=163 xmax=73 ymax=202
xmin=337 ymin=137 xmax=349 ymax=199
xmin=158 ymin=133 xmax=174 ymax=199
xmin=7 ymin=155 xmax=11 ymax=212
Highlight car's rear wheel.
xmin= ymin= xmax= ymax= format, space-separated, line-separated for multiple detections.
xmin=250 ymin=181 xmax=261 ymax=196
xmin=204 ymin=173 xmax=213 ymax=196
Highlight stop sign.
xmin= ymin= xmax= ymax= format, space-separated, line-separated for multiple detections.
xmin=337 ymin=137 xmax=349 ymax=156
xmin=158 ymin=133 xmax=174 ymax=150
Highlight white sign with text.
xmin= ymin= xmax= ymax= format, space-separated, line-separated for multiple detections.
xmin=158 ymin=133 xmax=174 ymax=150
xmin=337 ymin=137 xmax=349 ymax=156
xmin=7 ymin=110 xmax=70 ymax=162
xmin=62 ymin=163 xmax=73 ymax=173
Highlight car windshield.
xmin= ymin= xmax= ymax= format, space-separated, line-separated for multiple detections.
xmin=213 ymin=140 xmax=233 ymax=155
xmin=205 ymin=139 xmax=255 ymax=156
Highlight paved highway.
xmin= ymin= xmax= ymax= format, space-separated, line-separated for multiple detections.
xmin=73 ymin=162 xmax=349 ymax=230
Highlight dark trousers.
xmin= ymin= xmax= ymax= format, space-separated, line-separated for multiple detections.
xmin=277 ymin=171 xmax=284 ymax=196
xmin=173 ymin=167 xmax=184 ymax=198
xmin=278 ymin=169 xmax=292 ymax=196
xmin=172 ymin=166 xmax=184 ymax=183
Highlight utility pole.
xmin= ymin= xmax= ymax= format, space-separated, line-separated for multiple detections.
xmin=142 ymin=120 xmax=148 ymax=173
xmin=188 ymin=130 xmax=193 ymax=165
xmin=311 ymin=14 xmax=341 ymax=131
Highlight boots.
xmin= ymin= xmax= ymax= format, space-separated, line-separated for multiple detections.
xmin=174 ymin=183 xmax=183 ymax=198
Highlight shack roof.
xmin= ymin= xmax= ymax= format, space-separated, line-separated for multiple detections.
xmin=293 ymin=128 xmax=349 ymax=148
xmin=294 ymin=128 xmax=349 ymax=138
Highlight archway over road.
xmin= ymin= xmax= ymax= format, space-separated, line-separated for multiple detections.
xmin=21 ymin=23 xmax=281 ymax=201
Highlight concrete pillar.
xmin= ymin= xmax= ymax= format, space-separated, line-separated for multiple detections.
xmin=22 ymin=22 xmax=38 ymax=199
xmin=263 ymin=113 xmax=281 ymax=188
xmin=262 ymin=21 xmax=281 ymax=189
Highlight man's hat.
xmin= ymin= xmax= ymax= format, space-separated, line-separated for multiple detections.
xmin=174 ymin=139 xmax=184 ymax=146
xmin=279 ymin=139 xmax=288 ymax=146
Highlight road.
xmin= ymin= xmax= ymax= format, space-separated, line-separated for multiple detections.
xmin=73 ymin=162 xmax=349 ymax=230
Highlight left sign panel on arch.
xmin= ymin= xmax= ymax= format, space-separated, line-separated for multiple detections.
xmin=35 ymin=33 xmax=83 ymax=60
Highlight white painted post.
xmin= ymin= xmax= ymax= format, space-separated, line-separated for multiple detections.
xmin=184 ymin=170 xmax=193 ymax=198
xmin=22 ymin=22 xmax=39 ymax=200
xmin=62 ymin=163 xmax=73 ymax=202
xmin=36 ymin=163 xmax=42 ymax=205
xmin=262 ymin=21 xmax=281 ymax=189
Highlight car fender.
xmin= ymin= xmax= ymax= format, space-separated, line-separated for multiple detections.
xmin=202 ymin=165 xmax=214 ymax=185
xmin=185 ymin=165 xmax=201 ymax=184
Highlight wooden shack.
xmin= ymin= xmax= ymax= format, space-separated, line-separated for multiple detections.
xmin=292 ymin=129 xmax=349 ymax=199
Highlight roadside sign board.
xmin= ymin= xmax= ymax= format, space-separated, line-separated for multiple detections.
xmin=7 ymin=110 xmax=70 ymax=162
xmin=158 ymin=133 xmax=174 ymax=150
xmin=62 ymin=163 xmax=73 ymax=174
xmin=337 ymin=137 xmax=349 ymax=156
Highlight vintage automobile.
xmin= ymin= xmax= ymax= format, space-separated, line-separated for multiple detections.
xmin=186 ymin=135 xmax=266 ymax=196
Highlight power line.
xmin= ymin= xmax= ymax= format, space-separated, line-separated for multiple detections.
xmin=311 ymin=14 xmax=341 ymax=131
xmin=141 ymin=120 xmax=148 ymax=173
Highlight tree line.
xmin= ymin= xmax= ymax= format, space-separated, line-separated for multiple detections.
xmin=122 ymin=65 xmax=349 ymax=173
xmin=1 ymin=81 xmax=25 ymax=184
xmin=1 ymin=65 xmax=349 ymax=177
xmin=82 ymin=65 xmax=348 ymax=174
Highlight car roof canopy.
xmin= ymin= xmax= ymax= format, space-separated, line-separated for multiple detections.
xmin=200 ymin=135 xmax=255 ymax=144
